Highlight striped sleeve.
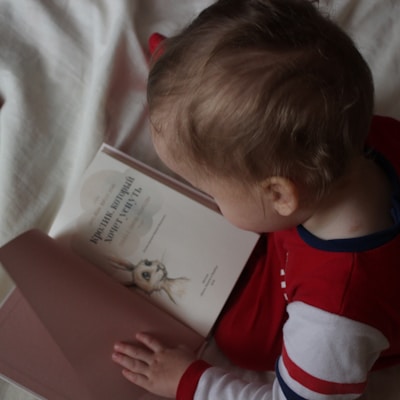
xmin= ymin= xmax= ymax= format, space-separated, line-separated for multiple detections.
xmin=185 ymin=302 xmax=389 ymax=400
xmin=276 ymin=302 xmax=389 ymax=400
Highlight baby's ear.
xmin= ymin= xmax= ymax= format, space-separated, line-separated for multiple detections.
xmin=262 ymin=177 xmax=299 ymax=217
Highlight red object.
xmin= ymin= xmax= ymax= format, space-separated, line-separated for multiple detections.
xmin=148 ymin=32 xmax=166 ymax=56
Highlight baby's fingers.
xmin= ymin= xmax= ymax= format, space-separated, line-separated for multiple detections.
xmin=135 ymin=332 xmax=165 ymax=353
xmin=112 ymin=350 xmax=147 ymax=373
xmin=113 ymin=342 xmax=153 ymax=365
xmin=121 ymin=368 xmax=149 ymax=387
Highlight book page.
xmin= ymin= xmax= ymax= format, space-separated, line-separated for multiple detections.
xmin=50 ymin=145 xmax=259 ymax=337
xmin=103 ymin=145 xmax=220 ymax=212
xmin=0 ymin=264 xmax=13 ymax=306
xmin=0 ymin=289 xmax=90 ymax=400
xmin=0 ymin=230 xmax=203 ymax=400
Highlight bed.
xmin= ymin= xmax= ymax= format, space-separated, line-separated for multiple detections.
xmin=0 ymin=0 xmax=399 ymax=399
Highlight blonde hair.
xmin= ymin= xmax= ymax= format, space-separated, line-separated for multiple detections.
xmin=147 ymin=0 xmax=374 ymax=201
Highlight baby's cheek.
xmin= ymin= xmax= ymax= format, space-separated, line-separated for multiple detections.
xmin=220 ymin=210 xmax=252 ymax=231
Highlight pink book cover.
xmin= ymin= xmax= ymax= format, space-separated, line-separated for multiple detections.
xmin=0 ymin=229 xmax=204 ymax=400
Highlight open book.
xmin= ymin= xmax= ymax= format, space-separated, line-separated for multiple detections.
xmin=0 ymin=144 xmax=259 ymax=400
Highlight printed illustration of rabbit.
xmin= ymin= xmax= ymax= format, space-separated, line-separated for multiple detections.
xmin=107 ymin=255 xmax=189 ymax=304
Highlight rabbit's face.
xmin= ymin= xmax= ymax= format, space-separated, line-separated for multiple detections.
xmin=132 ymin=259 xmax=167 ymax=293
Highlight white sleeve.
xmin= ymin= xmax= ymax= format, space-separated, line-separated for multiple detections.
xmin=194 ymin=366 xmax=281 ymax=400
xmin=193 ymin=302 xmax=389 ymax=400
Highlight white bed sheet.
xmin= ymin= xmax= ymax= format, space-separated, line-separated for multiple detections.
xmin=0 ymin=0 xmax=399 ymax=399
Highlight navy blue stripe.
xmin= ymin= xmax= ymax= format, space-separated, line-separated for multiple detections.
xmin=297 ymin=224 xmax=400 ymax=252
xmin=275 ymin=358 xmax=309 ymax=400
xmin=297 ymin=150 xmax=400 ymax=252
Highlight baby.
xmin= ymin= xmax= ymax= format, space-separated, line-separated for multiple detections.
xmin=112 ymin=0 xmax=400 ymax=399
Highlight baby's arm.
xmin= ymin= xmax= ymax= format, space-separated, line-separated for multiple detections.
xmin=180 ymin=302 xmax=387 ymax=400
xmin=111 ymin=332 xmax=197 ymax=398
xmin=112 ymin=302 xmax=387 ymax=400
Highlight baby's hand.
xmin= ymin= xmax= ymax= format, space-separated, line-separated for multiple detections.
xmin=112 ymin=332 xmax=196 ymax=398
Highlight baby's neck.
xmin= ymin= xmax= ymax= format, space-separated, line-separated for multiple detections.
xmin=302 ymin=156 xmax=394 ymax=240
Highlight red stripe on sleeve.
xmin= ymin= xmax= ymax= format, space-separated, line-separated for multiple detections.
xmin=176 ymin=359 xmax=211 ymax=400
xmin=282 ymin=346 xmax=366 ymax=395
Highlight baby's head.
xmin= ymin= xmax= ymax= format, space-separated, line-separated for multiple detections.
xmin=147 ymin=0 xmax=374 ymax=224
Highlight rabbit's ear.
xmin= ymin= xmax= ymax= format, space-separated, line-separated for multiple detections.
xmin=107 ymin=255 xmax=135 ymax=271
xmin=161 ymin=280 xmax=177 ymax=304
xmin=161 ymin=286 xmax=176 ymax=304
xmin=127 ymin=284 xmax=153 ymax=297
xmin=161 ymin=278 xmax=189 ymax=303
